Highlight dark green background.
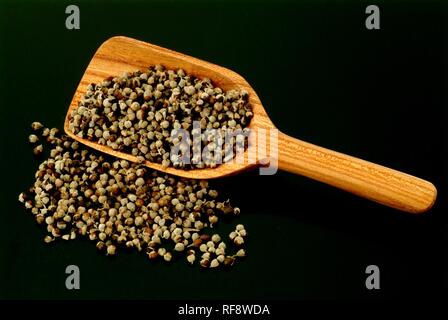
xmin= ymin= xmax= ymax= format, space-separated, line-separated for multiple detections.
xmin=0 ymin=0 xmax=446 ymax=299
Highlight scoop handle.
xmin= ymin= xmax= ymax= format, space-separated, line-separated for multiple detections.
xmin=276 ymin=132 xmax=436 ymax=213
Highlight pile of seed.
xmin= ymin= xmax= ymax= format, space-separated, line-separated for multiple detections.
xmin=19 ymin=122 xmax=247 ymax=268
xmin=68 ymin=65 xmax=253 ymax=169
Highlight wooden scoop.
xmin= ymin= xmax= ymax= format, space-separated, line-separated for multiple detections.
xmin=64 ymin=36 xmax=437 ymax=214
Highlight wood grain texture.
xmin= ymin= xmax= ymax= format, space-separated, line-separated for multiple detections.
xmin=64 ymin=36 xmax=437 ymax=213
xmin=277 ymin=133 xmax=436 ymax=213
xmin=64 ymin=36 xmax=271 ymax=179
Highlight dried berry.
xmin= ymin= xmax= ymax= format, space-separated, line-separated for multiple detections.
xmin=19 ymin=122 xmax=248 ymax=269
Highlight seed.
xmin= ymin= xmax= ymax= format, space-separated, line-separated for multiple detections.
xmin=236 ymin=224 xmax=245 ymax=231
xmin=132 ymin=238 xmax=141 ymax=248
xmin=51 ymin=228 xmax=60 ymax=237
xmin=19 ymin=121 xmax=248 ymax=269
xmin=68 ymin=66 xmax=253 ymax=170
xmin=174 ymin=242 xmax=185 ymax=252
xmin=162 ymin=229 xmax=170 ymax=239
xmin=45 ymin=216 xmax=54 ymax=225
xmin=24 ymin=200 xmax=33 ymax=209
xmin=207 ymin=241 xmax=215 ymax=248
xmin=215 ymin=246 xmax=224 ymax=256
xmin=234 ymin=236 xmax=244 ymax=246
xmin=147 ymin=251 xmax=158 ymax=260
xmin=36 ymin=214 xmax=45 ymax=224
xmin=18 ymin=192 xmax=26 ymax=203
xmin=29 ymin=134 xmax=39 ymax=143
xmin=163 ymin=252 xmax=172 ymax=262
xmin=134 ymin=216 xmax=143 ymax=226
xmin=96 ymin=241 xmax=106 ymax=250
xmin=126 ymin=202 xmax=136 ymax=212
xmin=187 ymin=254 xmax=195 ymax=265
xmin=211 ymin=234 xmax=221 ymax=243
xmin=33 ymin=145 xmax=43 ymax=155
xmin=106 ymin=245 xmax=116 ymax=255
xmin=124 ymin=120 xmax=132 ymax=128
xmin=218 ymin=242 xmax=226 ymax=249
xmin=209 ymin=215 xmax=218 ymax=225
xmin=207 ymin=246 xmax=215 ymax=253
xmin=160 ymin=120 xmax=169 ymax=129
xmin=200 ymin=234 xmax=211 ymax=241
xmin=200 ymin=259 xmax=210 ymax=268
xmin=200 ymin=252 xmax=209 ymax=259
xmin=194 ymin=221 xmax=204 ymax=230
xmin=235 ymin=249 xmax=246 ymax=257
xmin=184 ymin=85 xmax=195 ymax=95
xmin=182 ymin=231 xmax=191 ymax=239
xmin=210 ymin=259 xmax=219 ymax=268
xmin=224 ymin=256 xmax=235 ymax=267
xmin=31 ymin=122 xmax=44 ymax=131
xmin=193 ymin=238 xmax=202 ymax=247
xmin=199 ymin=244 xmax=208 ymax=252
xmin=135 ymin=177 xmax=145 ymax=187
xmin=158 ymin=247 xmax=167 ymax=256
